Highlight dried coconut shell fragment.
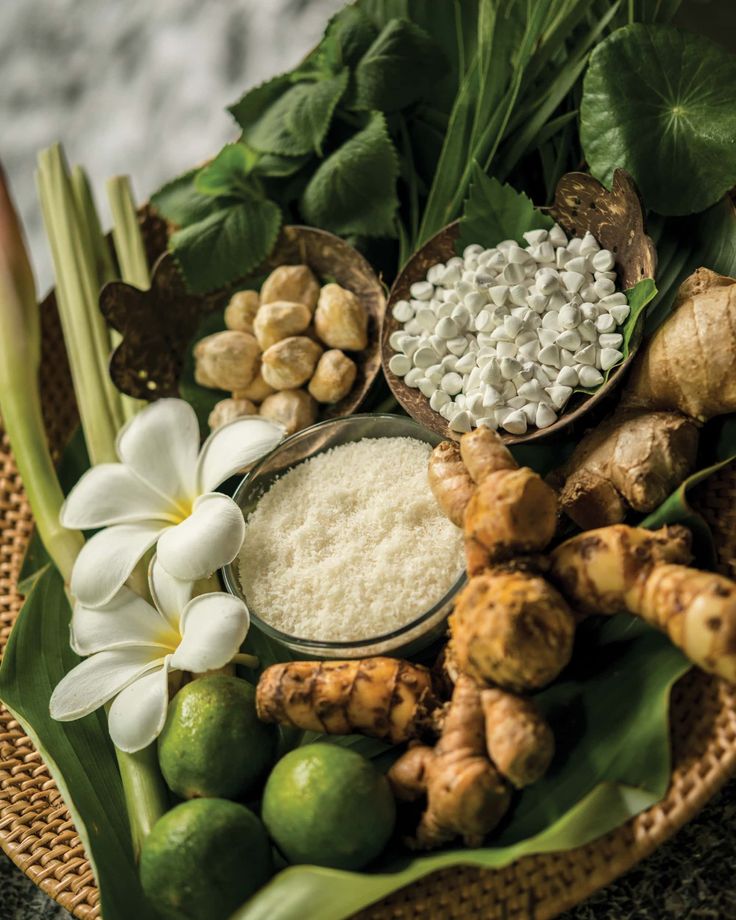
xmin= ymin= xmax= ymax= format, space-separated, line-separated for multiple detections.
xmin=259 ymin=389 xmax=317 ymax=435
xmin=194 ymin=330 xmax=260 ymax=391
xmin=225 ymin=290 xmax=260 ymax=334
xmin=261 ymin=264 xmax=320 ymax=312
xmin=315 ymin=283 xmax=368 ymax=351
xmin=261 ymin=336 xmax=323 ymax=390
xmin=308 ymin=350 xmax=357 ymax=404
xmin=254 ymin=301 xmax=312 ymax=351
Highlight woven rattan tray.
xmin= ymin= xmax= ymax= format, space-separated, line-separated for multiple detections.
xmin=2 ymin=295 xmax=736 ymax=920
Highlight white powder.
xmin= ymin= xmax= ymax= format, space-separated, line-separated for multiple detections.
xmin=238 ymin=437 xmax=464 ymax=642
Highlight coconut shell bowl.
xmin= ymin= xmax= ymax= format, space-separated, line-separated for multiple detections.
xmin=381 ymin=170 xmax=657 ymax=444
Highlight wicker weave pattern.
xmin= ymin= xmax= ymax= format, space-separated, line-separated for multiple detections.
xmin=1 ymin=299 xmax=736 ymax=920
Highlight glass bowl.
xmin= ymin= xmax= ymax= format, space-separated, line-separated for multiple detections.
xmin=222 ymin=413 xmax=466 ymax=660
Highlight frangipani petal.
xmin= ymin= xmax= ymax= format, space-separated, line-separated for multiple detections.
xmin=60 ymin=463 xmax=177 ymax=529
xmin=71 ymin=586 xmax=179 ymax=656
xmin=171 ymin=593 xmax=249 ymax=673
xmin=156 ymin=493 xmax=244 ymax=581
xmin=196 ymin=417 xmax=284 ymax=493
xmin=148 ymin=557 xmax=193 ymax=630
xmin=117 ymin=398 xmax=200 ymax=507
xmin=50 ymin=648 xmax=162 ymax=721
xmin=70 ymin=521 xmax=165 ymax=608
xmin=107 ymin=659 xmax=170 ymax=753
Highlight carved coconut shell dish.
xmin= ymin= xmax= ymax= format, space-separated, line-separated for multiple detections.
xmin=381 ymin=169 xmax=657 ymax=444
xmin=101 ymin=224 xmax=386 ymax=421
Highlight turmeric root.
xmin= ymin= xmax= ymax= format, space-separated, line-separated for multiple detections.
xmin=449 ymin=571 xmax=575 ymax=692
xmin=460 ymin=427 xmax=517 ymax=484
xmin=388 ymin=675 xmax=511 ymax=848
xmin=552 ymin=268 xmax=736 ymax=527
xmin=256 ymin=658 xmax=436 ymax=744
xmin=550 ymin=524 xmax=736 ymax=682
xmin=464 ymin=468 xmax=558 ymax=573
xmin=428 ymin=441 xmax=476 ymax=527
xmin=549 ymin=524 xmax=693 ymax=616
xmin=481 ymin=689 xmax=554 ymax=789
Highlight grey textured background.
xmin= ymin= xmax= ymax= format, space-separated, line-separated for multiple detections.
xmin=1 ymin=0 xmax=735 ymax=918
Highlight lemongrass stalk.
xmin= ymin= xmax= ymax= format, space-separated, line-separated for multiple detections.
xmin=70 ymin=166 xmax=116 ymax=286
xmin=2 ymin=164 xmax=167 ymax=852
xmin=117 ymin=743 xmax=170 ymax=859
xmin=73 ymin=167 xmax=143 ymax=422
xmin=37 ymin=145 xmax=122 ymax=459
xmin=106 ymin=175 xmax=150 ymax=290
xmin=0 ymin=165 xmax=83 ymax=581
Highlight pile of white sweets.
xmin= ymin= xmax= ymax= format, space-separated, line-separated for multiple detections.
xmin=388 ymin=224 xmax=630 ymax=435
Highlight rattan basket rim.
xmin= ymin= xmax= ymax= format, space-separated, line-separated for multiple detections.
xmin=1 ymin=288 xmax=736 ymax=920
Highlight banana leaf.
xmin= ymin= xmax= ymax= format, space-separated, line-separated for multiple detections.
xmin=0 ymin=564 xmax=155 ymax=920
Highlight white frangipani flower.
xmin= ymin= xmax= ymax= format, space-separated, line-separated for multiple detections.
xmin=60 ymin=398 xmax=283 ymax=608
xmin=50 ymin=559 xmax=250 ymax=753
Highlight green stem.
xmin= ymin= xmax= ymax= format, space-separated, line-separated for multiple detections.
xmin=70 ymin=166 xmax=116 ymax=286
xmin=106 ymin=176 xmax=150 ymax=291
xmin=231 ymin=652 xmax=260 ymax=669
xmin=36 ymin=146 xmax=122 ymax=462
xmin=116 ymin=744 xmax=170 ymax=860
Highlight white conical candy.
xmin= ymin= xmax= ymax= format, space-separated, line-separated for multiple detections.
xmin=545 ymin=385 xmax=573 ymax=410
xmin=578 ymin=365 xmax=604 ymax=387
xmin=599 ymin=347 xmax=624 ymax=371
xmin=610 ymin=304 xmax=631 ymax=324
xmin=556 ymin=329 xmax=581 ymax=351
xmin=538 ymin=344 xmax=561 ymax=367
xmin=556 ymin=366 xmax=579 ymax=387
xmin=574 ymin=344 xmax=597 ymax=365
xmin=536 ymin=403 xmax=558 ymax=429
xmin=502 ymin=410 xmax=527 ymax=435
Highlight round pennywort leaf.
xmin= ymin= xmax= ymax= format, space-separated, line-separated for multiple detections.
xmin=581 ymin=24 xmax=736 ymax=216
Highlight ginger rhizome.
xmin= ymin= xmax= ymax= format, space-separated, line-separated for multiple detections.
xmin=553 ymin=268 xmax=736 ymax=528
xmin=551 ymin=524 xmax=736 ymax=682
xmin=481 ymin=688 xmax=554 ymax=788
xmin=255 ymin=658 xmax=436 ymax=744
xmin=388 ymin=676 xmax=512 ymax=849
xmin=428 ymin=441 xmax=476 ymax=527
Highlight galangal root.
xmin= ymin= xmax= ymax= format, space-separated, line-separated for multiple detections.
xmin=552 ymin=268 xmax=736 ymax=528
xmin=388 ymin=676 xmax=512 ymax=849
xmin=551 ymin=524 xmax=736 ymax=682
xmin=255 ymin=658 xmax=436 ymax=744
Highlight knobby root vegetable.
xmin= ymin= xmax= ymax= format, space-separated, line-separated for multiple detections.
xmin=460 ymin=427 xmax=517 ymax=484
xmin=552 ymin=269 xmax=736 ymax=527
xmin=550 ymin=524 xmax=736 ymax=681
xmin=480 ymin=688 xmax=554 ymax=789
xmin=308 ymin=349 xmax=357 ymax=404
xmin=314 ymin=283 xmax=368 ymax=351
xmin=464 ymin=467 xmax=558 ymax=574
xmin=194 ymin=330 xmax=260 ymax=391
xmin=553 ymin=409 xmax=699 ymax=530
xmin=208 ymin=397 xmax=257 ymax=430
xmin=260 ymin=264 xmax=320 ymax=312
xmin=550 ymin=524 xmax=693 ymax=616
xmin=388 ymin=676 xmax=511 ymax=849
xmin=224 ymin=289 xmax=260 ymax=335
xmin=256 ymin=658 xmax=436 ymax=744
xmin=449 ymin=571 xmax=575 ymax=692
xmin=427 ymin=441 xmax=476 ymax=527
xmin=428 ymin=429 xmax=558 ymax=572
xmin=258 ymin=389 xmax=317 ymax=435
xmin=261 ymin=335 xmax=323 ymax=390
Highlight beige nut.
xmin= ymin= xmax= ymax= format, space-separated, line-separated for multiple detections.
xmin=208 ymin=397 xmax=258 ymax=431
xmin=234 ymin=365 xmax=275 ymax=404
xmin=261 ymin=264 xmax=320 ymax=312
xmin=314 ymin=283 xmax=368 ymax=351
xmin=261 ymin=336 xmax=323 ymax=390
xmin=224 ymin=290 xmax=260 ymax=334
xmin=194 ymin=331 xmax=260 ymax=392
xmin=308 ymin=349 xmax=357 ymax=404
xmin=259 ymin=390 xmax=317 ymax=436
xmin=254 ymin=301 xmax=312 ymax=351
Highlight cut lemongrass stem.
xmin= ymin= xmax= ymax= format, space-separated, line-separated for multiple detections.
xmin=116 ymin=743 xmax=170 ymax=860
xmin=106 ymin=175 xmax=150 ymax=290
xmin=231 ymin=653 xmax=260 ymax=669
xmin=0 ymin=164 xmax=84 ymax=582
xmin=70 ymin=165 xmax=116 ymax=286
xmin=37 ymin=144 xmax=123 ymax=458
xmin=36 ymin=163 xmax=119 ymax=465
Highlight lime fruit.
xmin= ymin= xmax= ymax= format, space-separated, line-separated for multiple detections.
xmin=140 ymin=798 xmax=272 ymax=920
xmin=261 ymin=743 xmax=396 ymax=870
xmin=158 ymin=675 xmax=277 ymax=800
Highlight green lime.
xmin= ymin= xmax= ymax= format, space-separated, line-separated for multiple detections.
xmin=262 ymin=743 xmax=396 ymax=870
xmin=140 ymin=798 xmax=272 ymax=920
xmin=158 ymin=675 xmax=277 ymax=800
